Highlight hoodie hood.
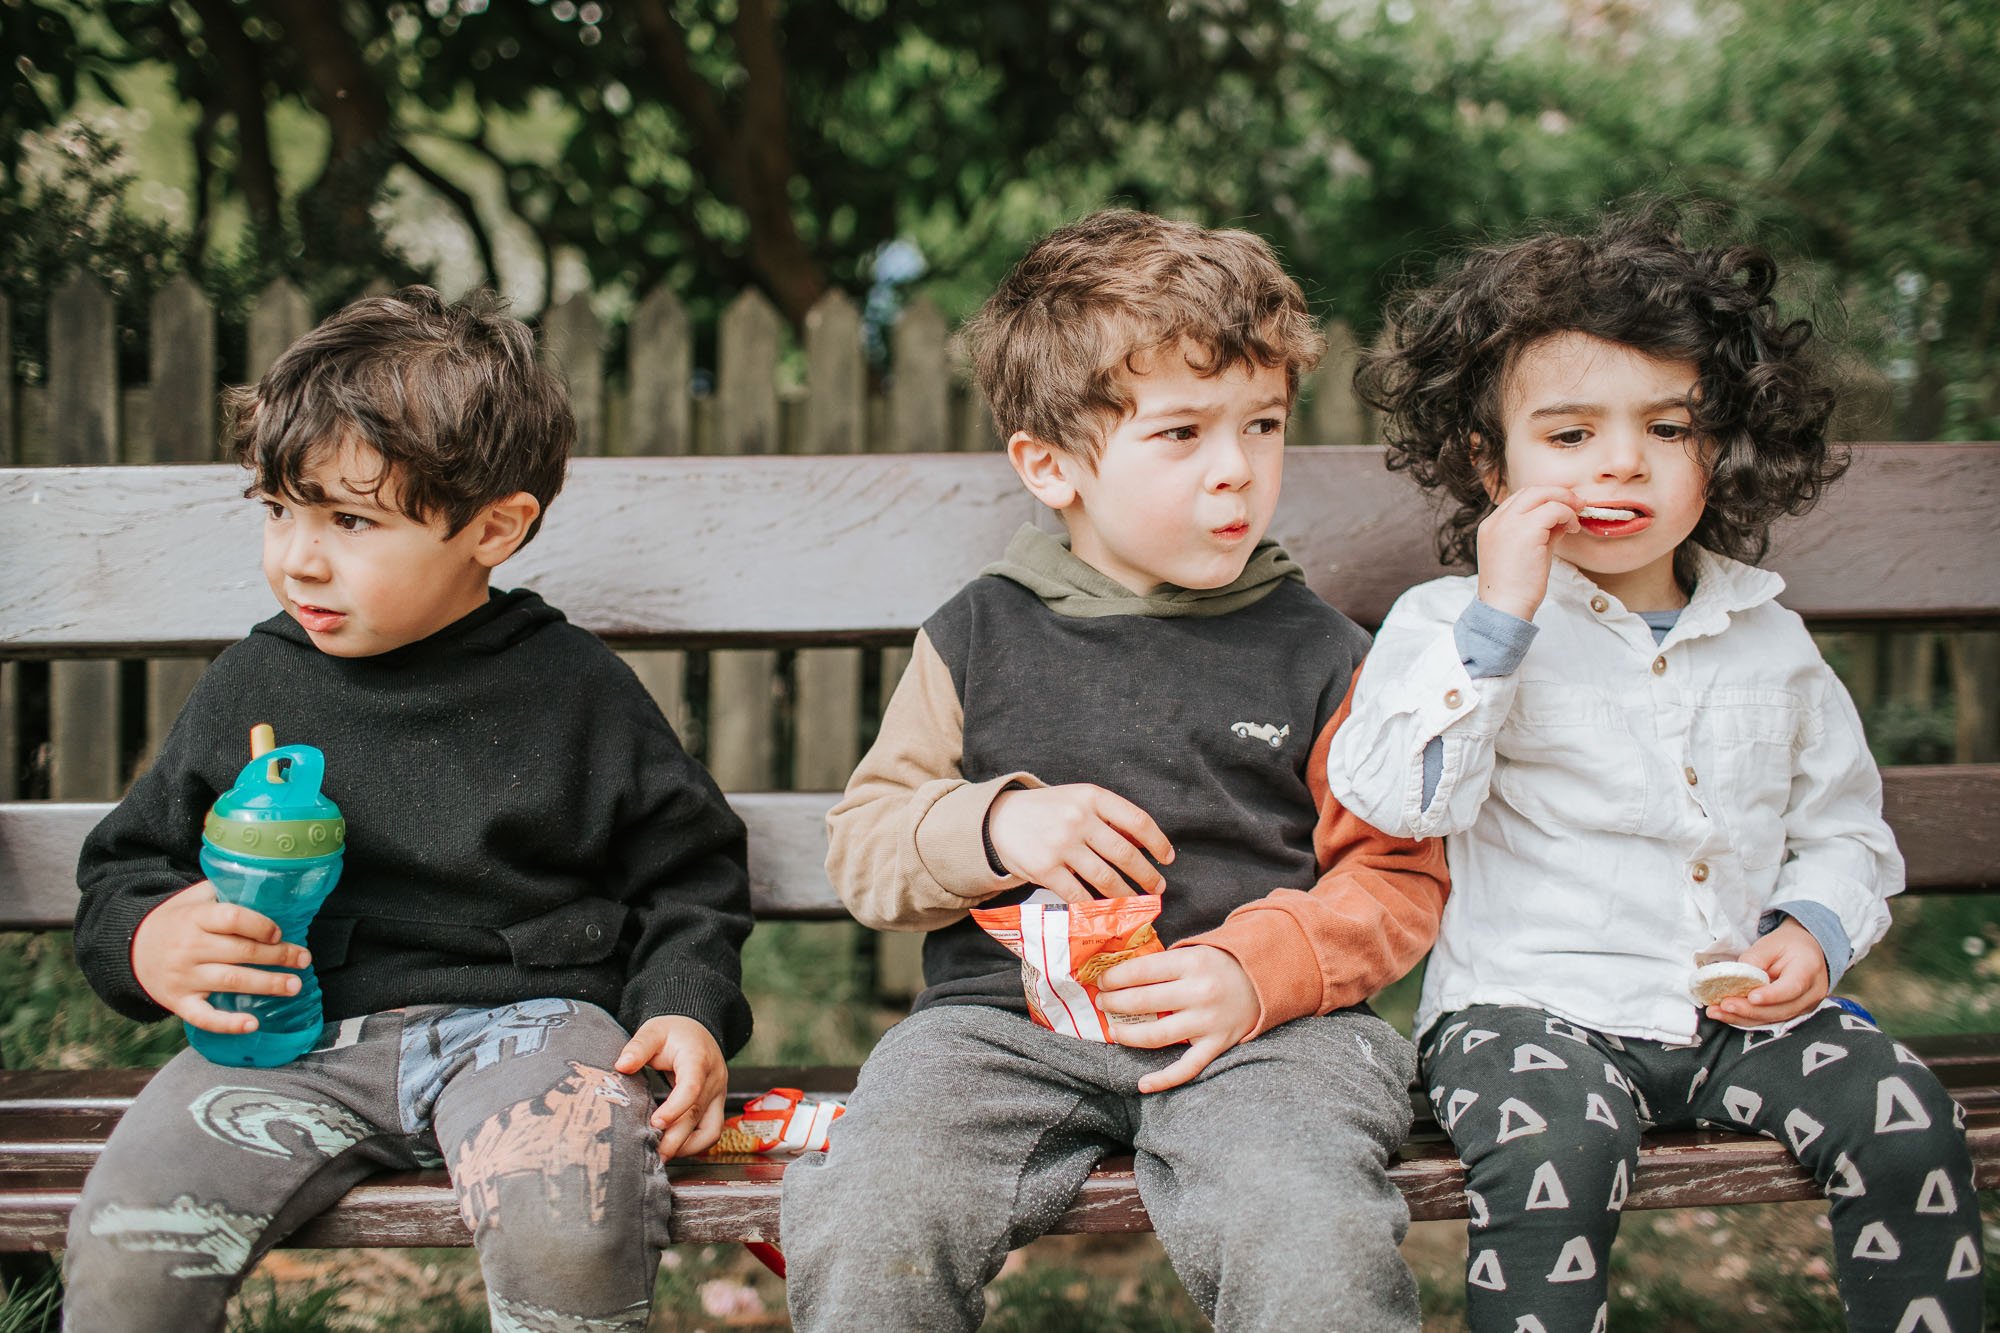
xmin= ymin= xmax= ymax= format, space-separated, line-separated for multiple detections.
xmin=253 ymin=587 xmax=567 ymax=665
xmin=980 ymin=523 xmax=1303 ymax=619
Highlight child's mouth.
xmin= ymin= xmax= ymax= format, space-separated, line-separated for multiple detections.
xmin=294 ymin=603 xmax=346 ymax=632
xmin=1211 ymin=522 xmax=1249 ymax=541
xmin=1576 ymin=504 xmax=1653 ymax=537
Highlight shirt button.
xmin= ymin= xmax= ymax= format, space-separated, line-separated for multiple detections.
xmin=1651 ymin=655 xmax=1668 ymax=676
xmin=584 ymin=923 xmax=604 ymax=943
xmin=1444 ymin=689 xmax=1463 ymax=708
xmin=1589 ymin=595 xmax=1609 ymax=614
xmin=1685 ymin=766 xmax=1699 ymax=786
xmin=1691 ymin=862 xmax=1710 ymax=883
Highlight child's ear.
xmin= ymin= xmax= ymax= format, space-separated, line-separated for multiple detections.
xmin=1006 ymin=432 xmax=1085 ymax=511
xmin=1469 ymin=431 xmax=1506 ymax=504
xmin=468 ymin=492 xmax=542 ymax=568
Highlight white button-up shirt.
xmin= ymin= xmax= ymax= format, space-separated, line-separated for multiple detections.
xmin=1328 ymin=549 xmax=1901 ymax=1045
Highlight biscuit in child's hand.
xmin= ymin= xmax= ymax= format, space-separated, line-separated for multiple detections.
xmin=1688 ymin=961 xmax=1770 ymax=1006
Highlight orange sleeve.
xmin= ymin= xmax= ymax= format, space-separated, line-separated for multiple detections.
xmin=1177 ymin=671 xmax=1451 ymax=1037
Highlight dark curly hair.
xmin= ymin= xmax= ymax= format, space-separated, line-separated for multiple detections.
xmin=1357 ymin=202 xmax=1844 ymax=578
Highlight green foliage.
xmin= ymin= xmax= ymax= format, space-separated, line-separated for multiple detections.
xmin=0 ymin=933 xmax=185 ymax=1070
xmin=4 ymin=0 xmax=1991 ymax=435
xmin=226 ymin=1278 xmax=347 ymax=1333
xmin=983 ymin=1262 xmax=1205 ymax=1333
xmin=0 ymin=1267 xmax=62 ymax=1333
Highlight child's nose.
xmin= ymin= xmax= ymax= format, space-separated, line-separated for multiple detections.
xmin=1597 ymin=428 xmax=1647 ymax=478
xmin=1207 ymin=438 xmax=1254 ymax=489
xmin=281 ymin=532 xmax=329 ymax=580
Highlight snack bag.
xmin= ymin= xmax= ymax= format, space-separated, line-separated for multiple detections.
xmin=707 ymin=1088 xmax=846 ymax=1155
xmin=971 ymin=891 xmax=1165 ymax=1042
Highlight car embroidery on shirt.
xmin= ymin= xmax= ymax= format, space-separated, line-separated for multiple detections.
xmin=1231 ymin=722 xmax=1291 ymax=748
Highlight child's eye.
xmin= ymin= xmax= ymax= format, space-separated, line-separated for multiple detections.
xmin=1651 ymin=422 xmax=1692 ymax=441
xmin=1549 ymin=428 xmax=1590 ymax=448
xmin=261 ymin=499 xmax=288 ymax=521
xmin=1157 ymin=425 xmax=1199 ymax=443
xmin=1246 ymin=417 xmax=1285 ymax=437
xmin=332 ymin=512 xmax=376 ymax=532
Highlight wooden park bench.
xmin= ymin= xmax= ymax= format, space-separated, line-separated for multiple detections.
xmin=1 ymin=444 xmax=1995 ymax=1258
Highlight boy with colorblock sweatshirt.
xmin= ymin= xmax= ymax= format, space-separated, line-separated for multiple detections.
xmin=779 ymin=210 xmax=1450 ymax=1333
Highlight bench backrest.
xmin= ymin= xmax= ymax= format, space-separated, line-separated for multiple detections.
xmin=3 ymin=444 xmax=1997 ymax=929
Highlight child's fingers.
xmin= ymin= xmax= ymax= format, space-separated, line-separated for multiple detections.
xmin=650 ymin=1046 xmax=709 ymax=1127
xmin=615 ymin=1029 xmax=663 ymax=1076
xmin=1137 ymin=1036 xmax=1226 ymax=1094
xmin=200 ymin=902 xmax=284 ymax=944
xmin=653 ymin=1103 xmax=701 ymax=1161
xmin=1746 ymin=966 xmax=1812 ymax=1008
xmin=1067 ymin=847 xmax=1138 ymax=899
xmin=1092 ymin=791 xmax=1174 ymax=865
xmin=678 ymin=1097 xmax=729 ymax=1159
xmin=1094 ymin=951 xmax=1181 ymax=994
xmin=1086 ymin=827 xmax=1166 ymax=894
xmin=176 ymin=995 xmax=259 ymax=1035
xmin=1040 ymin=870 xmax=1107 ymax=905
xmin=215 ymin=935 xmax=311 ymax=970
xmin=196 ymin=963 xmax=301 ymax=998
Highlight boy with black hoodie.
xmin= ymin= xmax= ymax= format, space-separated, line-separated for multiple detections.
xmin=65 ymin=287 xmax=751 ymax=1332
xmin=780 ymin=212 xmax=1450 ymax=1332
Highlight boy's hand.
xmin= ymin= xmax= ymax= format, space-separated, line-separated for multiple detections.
xmin=131 ymin=881 xmax=308 ymax=1034
xmin=986 ymin=784 xmax=1174 ymax=903
xmin=1095 ymin=945 xmax=1258 ymax=1093
xmin=1476 ymin=484 xmax=1584 ymax=621
xmin=1707 ymin=919 xmax=1829 ymax=1027
xmin=616 ymin=1016 xmax=729 ymax=1160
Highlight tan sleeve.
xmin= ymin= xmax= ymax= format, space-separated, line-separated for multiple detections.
xmin=824 ymin=629 xmax=1044 ymax=931
xmin=1180 ymin=670 xmax=1451 ymax=1037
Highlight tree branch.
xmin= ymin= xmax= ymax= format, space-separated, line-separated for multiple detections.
xmin=393 ymin=142 xmax=498 ymax=290
xmin=177 ymin=0 xmax=281 ymax=231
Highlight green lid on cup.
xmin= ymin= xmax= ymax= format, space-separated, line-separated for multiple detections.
xmin=202 ymin=742 xmax=345 ymax=862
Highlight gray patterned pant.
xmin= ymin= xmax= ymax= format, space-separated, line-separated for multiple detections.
xmin=63 ymin=1000 xmax=668 ymax=1333
xmin=782 ymin=1002 xmax=1423 ymax=1333
xmin=1422 ymin=1003 xmax=1984 ymax=1333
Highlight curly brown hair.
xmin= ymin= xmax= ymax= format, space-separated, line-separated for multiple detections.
xmin=961 ymin=210 xmax=1323 ymax=459
xmin=1357 ymin=202 xmax=1844 ymax=574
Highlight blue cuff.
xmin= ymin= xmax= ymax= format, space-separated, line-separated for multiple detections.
xmin=1455 ymin=599 xmax=1538 ymax=680
xmin=1758 ymin=902 xmax=1855 ymax=991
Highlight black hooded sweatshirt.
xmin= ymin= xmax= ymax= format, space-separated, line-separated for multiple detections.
xmin=73 ymin=589 xmax=753 ymax=1054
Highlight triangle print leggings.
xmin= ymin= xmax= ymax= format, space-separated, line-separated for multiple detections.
xmin=1420 ymin=1003 xmax=1983 ymax=1333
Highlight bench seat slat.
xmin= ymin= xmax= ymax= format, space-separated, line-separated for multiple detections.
xmin=0 ymin=1112 xmax=1992 ymax=1249
xmin=0 ymin=1042 xmax=1993 ymax=1248
xmin=3 ymin=767 xmax=1994 ymax=932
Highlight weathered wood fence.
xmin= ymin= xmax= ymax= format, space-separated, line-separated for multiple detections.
xmin=2 ymin=275 xmax=1994 ymax=972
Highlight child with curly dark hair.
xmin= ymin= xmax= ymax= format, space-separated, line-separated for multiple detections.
xmin=1326 ymin=204 xmax=1983 ymax=1332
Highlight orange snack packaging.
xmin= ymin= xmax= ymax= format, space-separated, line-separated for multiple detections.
xmin=970 ymin=891 xmax=1165 ymax=1042
xmin=706 ymin=1087 xmax=846 ymax=1156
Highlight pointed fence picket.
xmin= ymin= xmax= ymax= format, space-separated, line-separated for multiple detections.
xmin=706 ymin=290 xmax=785 ymax=793
xmin=47 ymin=274 xmax=121 ymax=802
xmin=141 ymin=276 xmax=219 ymax=771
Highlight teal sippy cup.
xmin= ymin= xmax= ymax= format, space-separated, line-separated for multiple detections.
xmin=186 ymin=729 xmax=345 ymax=1067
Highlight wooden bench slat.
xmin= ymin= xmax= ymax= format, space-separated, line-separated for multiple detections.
xmin=3 ymin=768 xmax=1994 ymax=931
xmin=0 ymin=1041 xmax=1993 ymax=1248
xmin=0 ymin=1111 xmax=1992 ymax=1250
xmin=5 ymin=446 xmax=1995 ymax=657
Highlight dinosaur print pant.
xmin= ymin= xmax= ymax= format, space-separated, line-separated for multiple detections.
xmin=1421 ymin=1003 xmax=1984 ymax=1333
xmin=63 ymin=1000 xmax=668 ymax=1333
